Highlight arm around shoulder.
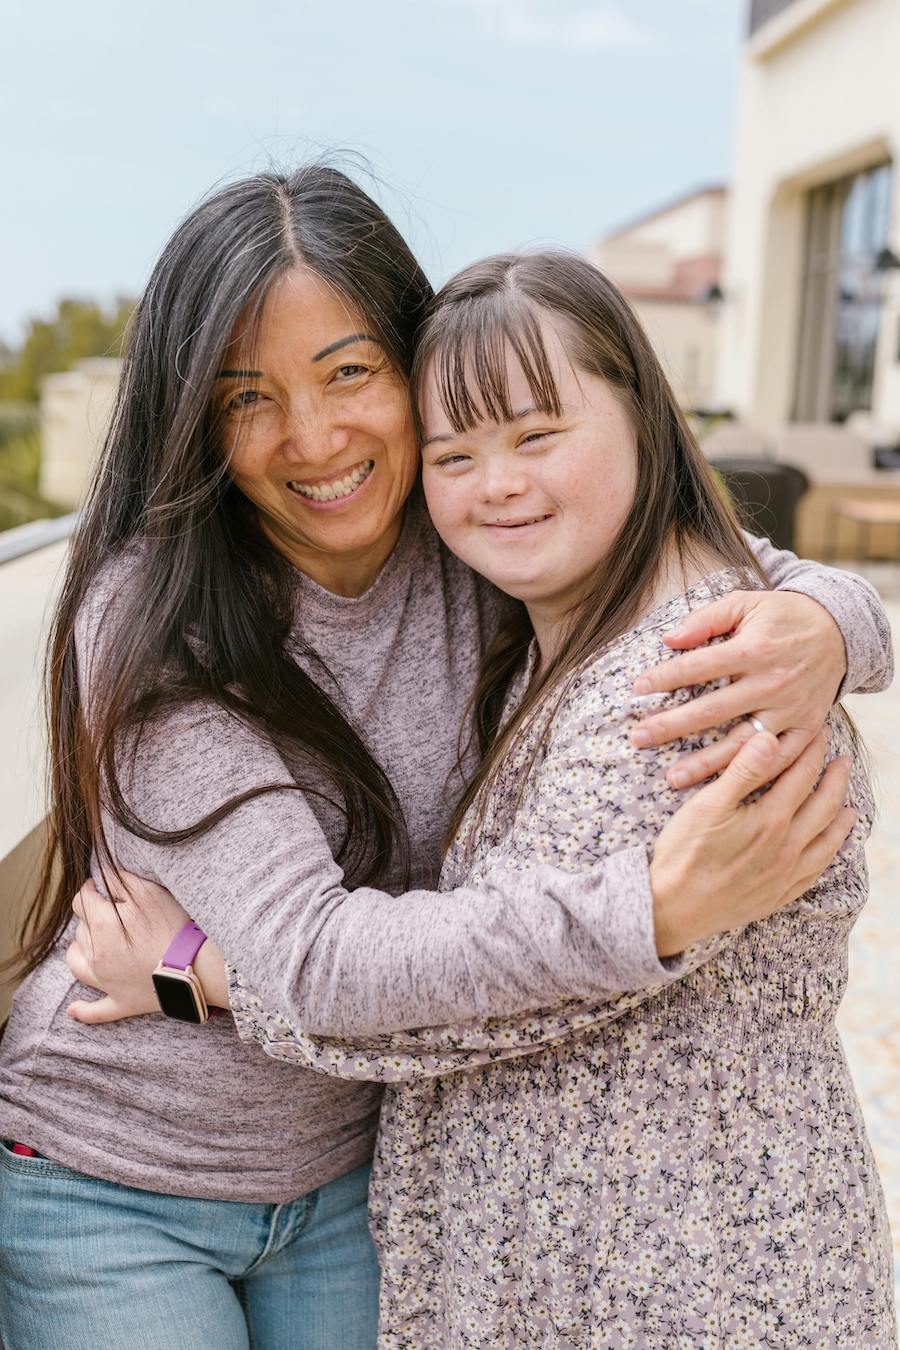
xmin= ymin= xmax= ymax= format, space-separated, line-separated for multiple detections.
xmin=746 ymin=531 xmax=894 ymax=696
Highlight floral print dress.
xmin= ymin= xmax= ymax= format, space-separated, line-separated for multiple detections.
xmin=230 ymin=570 xmax=897 ymax=1349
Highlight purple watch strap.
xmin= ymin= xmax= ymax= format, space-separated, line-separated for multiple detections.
xmin=160 ymin=920 xmax=208 ymax=972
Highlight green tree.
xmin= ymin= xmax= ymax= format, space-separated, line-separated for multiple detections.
xmin=0 ymin=296 xmax=134 ymax=403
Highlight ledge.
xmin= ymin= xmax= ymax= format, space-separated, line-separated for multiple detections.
xmin=748 ymin=0 xmax=855 ymax=60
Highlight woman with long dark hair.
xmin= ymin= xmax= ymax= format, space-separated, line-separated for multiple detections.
xmin=0 ymin=168 xmax=891 ymax=1349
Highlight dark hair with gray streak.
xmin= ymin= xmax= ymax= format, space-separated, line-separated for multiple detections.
xmin=16 ymin=163 xmax=433 ymax=976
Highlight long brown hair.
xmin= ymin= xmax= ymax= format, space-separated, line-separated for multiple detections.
xmin=409 ymin=251 xmax=768 ymax=847
xmin=14 ymin=163 xmax=433 ymax=978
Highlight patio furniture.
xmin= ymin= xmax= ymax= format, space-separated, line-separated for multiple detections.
xmin=708 ymin=457 xmax=809 ymax=552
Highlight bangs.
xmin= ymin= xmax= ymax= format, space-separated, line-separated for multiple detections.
xmin=426 ymin=293 xmax=563 ymax=434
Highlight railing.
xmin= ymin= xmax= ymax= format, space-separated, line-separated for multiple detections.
xmin=748 ymin=0 xmax=800 ymax=34
xmin=0 ymin=513 xmax=78 ymax=566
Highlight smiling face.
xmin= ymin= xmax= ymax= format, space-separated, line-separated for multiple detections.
xmin=420 ymin=316 xmax=638 ymax=654
xmin=218 ymin=266 xmax=418 ymax=595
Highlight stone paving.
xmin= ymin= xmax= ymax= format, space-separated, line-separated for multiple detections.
xmin=840 ymin=592 xmax=900 ymax=1312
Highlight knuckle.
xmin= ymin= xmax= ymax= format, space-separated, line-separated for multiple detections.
xmin=811 ymin=841 xmax=835 ymax=875
xmin=767 ymin=659 xmax=792 ymax=688
xmin=705 ymin=692 xmax=730 ymax=720
xmin=684 ymin=751 xmax=708 ymax=778
xmin=634 ymin=719 xmax=661 ymax=747
xmin=677 ymin=654 xmax=703 ymax=684
xmin=732 ymin=748 xmax=762 ymax=781
xmin=637 ymin=670 xmax=662 ymax=693
xmin=67 ymin=948 xmax=87 ymax=981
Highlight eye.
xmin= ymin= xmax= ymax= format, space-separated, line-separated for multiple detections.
xmin=334 ymin=363 xmax=369 ymax=381
xmin=518 ymin=430 xmax=553 ymax=447
xmin=225 ymin=389 xmax=263 ymax=414
xmin=434 ymin=453 xmax=471 ymax=468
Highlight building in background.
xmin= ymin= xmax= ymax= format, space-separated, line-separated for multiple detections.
xmin=589 ymin=185 xmax=728 ymax=411
xmin=719 ymin=0 xmax=900 ymax=436
xmin=40 ymin=357 xmax=119 ymax=508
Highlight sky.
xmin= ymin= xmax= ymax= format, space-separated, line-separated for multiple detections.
xmin=0 ymin=0 xmax=745 ymax=344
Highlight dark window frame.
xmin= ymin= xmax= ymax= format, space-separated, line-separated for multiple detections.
xmin=748 ymin=0 xmax=801 ymax=36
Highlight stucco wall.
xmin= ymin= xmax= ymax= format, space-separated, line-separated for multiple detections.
xmin=632 ymin=299 xmax=721 ymax=410
xmin=40 ymin=358 xmax=120 ymax=508
xmin=719 ymin=0 xmax=900 ymax=430
xmin=621 ymin=191 xmax=728 ymax=259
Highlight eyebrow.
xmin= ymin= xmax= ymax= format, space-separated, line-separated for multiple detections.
xmin=216 ymin=333 xmax=383 ymax=380
xmin=421 ymin=405 xmax=546 ymax=449
xmin=312 ymin=333 xmax=381 ymax=362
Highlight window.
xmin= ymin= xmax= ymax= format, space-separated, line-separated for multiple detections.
xmin=794 ymin=162 xmax=892 ymax=422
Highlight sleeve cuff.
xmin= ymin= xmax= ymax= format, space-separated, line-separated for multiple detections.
xmin=600 ymin=845 xmax=688 ymax=988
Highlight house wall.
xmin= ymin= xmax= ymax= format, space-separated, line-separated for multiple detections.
xmin=40 ymin=358 xmax=120 ymax=508
xmin=719 ymin=0 xmax=900 ymax=431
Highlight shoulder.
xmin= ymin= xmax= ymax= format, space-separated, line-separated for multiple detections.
xmin=548 ymin=569 xmax=753 ymax=754
xmin=74 ymin=541 xmax=148 ymax=677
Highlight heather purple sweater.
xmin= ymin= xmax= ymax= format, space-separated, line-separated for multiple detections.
xmin=0 ymin=497 xmax=892 ymax=1202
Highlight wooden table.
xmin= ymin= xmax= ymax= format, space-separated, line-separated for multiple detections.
xmin=827 ymin=497 xmax=900 ymax=561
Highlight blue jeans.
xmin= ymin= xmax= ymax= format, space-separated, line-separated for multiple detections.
xmin=0 ymin=1143 xmax=380 ymax=1349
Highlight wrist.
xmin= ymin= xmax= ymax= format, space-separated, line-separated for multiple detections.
xmin=787 ymin=589 xmax=848 ymax=699
xmin=192 ymin=937 xmax=230 ymax=1009
xmin=650 ymin=858 xmax=705 ymax=956
xmin=152 ymin=921 xmax=210 ymax=1023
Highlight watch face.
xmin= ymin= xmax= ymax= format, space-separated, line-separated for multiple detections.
xmin=152 ymin=971 xmax=206 ymax=1024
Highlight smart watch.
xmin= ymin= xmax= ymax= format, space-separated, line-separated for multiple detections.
xmin=152 ymin=921 xmax=210 ymax=1024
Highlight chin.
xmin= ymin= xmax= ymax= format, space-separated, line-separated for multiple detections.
xmin=485 ymin=576 xmax=542 ymax=602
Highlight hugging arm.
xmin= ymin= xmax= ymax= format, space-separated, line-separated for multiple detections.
xmin=224 ymin=635 xmax=860 ymax=1082
xmin=630 ymin=535 xmax=894 ymax=789
xmin=746 ymin=531 xmax=892 ymax=697
xmin=81 ymin=698 xmax=682 ymax=1038
xmin=69 ymin=549 xmax=887 ymax=1035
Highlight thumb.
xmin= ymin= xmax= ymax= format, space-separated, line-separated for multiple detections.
xmin=66 ymin=997 xmax=130 ymax=1025
xmin=698 ymin=730 xmax=781 ymax=814
xmin=662 ymin=593 xmax=745 ymax=648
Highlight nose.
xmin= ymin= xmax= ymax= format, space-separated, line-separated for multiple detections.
xmin=477 ymin=454 xmax=529 ymax=504
xmin=281 ymin=399 xmax=350 ymax=464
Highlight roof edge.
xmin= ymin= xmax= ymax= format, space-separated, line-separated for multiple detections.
xmin=599 ymin=183 xmax=728 ymax=245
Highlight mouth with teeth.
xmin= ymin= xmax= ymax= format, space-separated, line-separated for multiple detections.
xmin=288 ymin=459 xmax=375 ymax=504
xmin=485 ymin=513 xmax=553 ymax=530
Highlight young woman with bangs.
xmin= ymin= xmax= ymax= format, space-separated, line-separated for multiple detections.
xmin=2 ymin=170 xmax=893 ymax=1349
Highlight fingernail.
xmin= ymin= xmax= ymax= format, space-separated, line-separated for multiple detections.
xmin=631 ymin=728 xmax=652 ymax=748
xmin=667 ymin=626 xmax=686 ymax=639
xmin=633 ymin=677 xmax=652 ymax=695
xmin=669 ymin=768 xmax=689 ymax=787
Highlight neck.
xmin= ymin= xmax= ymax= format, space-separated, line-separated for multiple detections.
xmin=526 ymin=535 xmax=727 ymax=670
xmin=527 ymin=604 xmax=570 ymax=671
xmin=262 ymin=511 xmax=405 ymax=598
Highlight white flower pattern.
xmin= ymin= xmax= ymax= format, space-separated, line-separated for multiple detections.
xmin=230 ymin=572 xmax=896 ymax=1349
